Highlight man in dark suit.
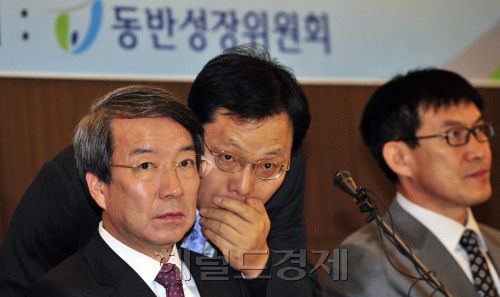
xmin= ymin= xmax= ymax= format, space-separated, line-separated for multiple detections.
xmin=183 ymin=44 xmax=317 ymax=297
xmin=1 ymin=45 xmax=319 ymax=297
xmin=24 ymin=232 xmax=248 ymax=297
xmin=324 ymin=68 xmax=500 ymax=297
xmin=24 ymin=85 xmax=248 ymax=297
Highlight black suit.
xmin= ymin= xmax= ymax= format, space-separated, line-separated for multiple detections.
xmin=23 ymin=232 xmax=249 ymax=297
xmin=0 ymin=145 xmax=321 ymax=296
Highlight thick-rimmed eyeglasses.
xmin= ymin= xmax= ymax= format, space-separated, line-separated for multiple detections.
xmin=110 ymin=155 xmax=206 ymax=181
xmin=204 ymin=140 xmax=290 ymax=180
xmin=400 ymin=123 xmax=495 ymax=147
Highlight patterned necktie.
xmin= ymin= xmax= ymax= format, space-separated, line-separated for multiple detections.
xmin=155 ymin=263 xmax=185 ymax=297
xmin=460 ymin=229 xmax=499 ymax=297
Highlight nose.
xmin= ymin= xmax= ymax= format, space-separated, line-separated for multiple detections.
xmin=227 ymin=163 xmax=255 ymax=197
xmin=159 ymin=166 xmax=184 ymax=199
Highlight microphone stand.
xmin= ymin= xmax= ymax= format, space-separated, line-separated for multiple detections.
xmin=352 ymin=188 xmax=453 ymax=297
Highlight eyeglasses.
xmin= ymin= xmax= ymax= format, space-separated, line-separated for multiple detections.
xmin=110 ymin=155 xmax=206 ymax=181
xmin=204 ymin=140 xmax=290 ymax=180
xmin=401 ymin=123 xmax=495 ymax=147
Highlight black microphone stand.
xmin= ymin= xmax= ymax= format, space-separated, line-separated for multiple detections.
xmin=352 ymin=188 xmax=453 ymax=297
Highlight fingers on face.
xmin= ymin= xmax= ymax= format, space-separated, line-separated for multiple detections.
xmin=200 ymin=220 xmax=240 ymax=249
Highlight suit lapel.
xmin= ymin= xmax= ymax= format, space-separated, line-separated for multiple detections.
xmin=84 ymin=236 xmax=247 ymax=297
xmin=481 ymin=224 xmax=500 ymax=273
xmin=113 ymin=271 xmax=157 ymax=297
xmin=84 ymin=233 xmax=157 ymax=297
xmin=417 ymin=230 xmax=477 ymax=296
xmin=386 ymin=201 xmax=478 ymax=297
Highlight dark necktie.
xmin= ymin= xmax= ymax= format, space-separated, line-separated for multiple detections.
xmin=155 ymin=263 xmax=185 ymax=297
xmin=460 ymin=229 xmax=499 ymax=297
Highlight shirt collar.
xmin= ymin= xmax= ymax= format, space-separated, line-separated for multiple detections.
xmin=98 ymin=221 xmax=186 ymax=286
xmin=396 ymin=193 xmax=487 ymax=252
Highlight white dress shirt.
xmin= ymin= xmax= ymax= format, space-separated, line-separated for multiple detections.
xmin=396 ymin=193 xmax=500 ymax=290
xmin=98 ymin=222 xmax=201 ymax=297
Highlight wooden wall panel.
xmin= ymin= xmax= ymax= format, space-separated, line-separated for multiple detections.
xmin=0 ymin=78 xmax=499 ymax=285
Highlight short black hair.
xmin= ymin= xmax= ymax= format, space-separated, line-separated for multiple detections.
xmin=360 ymin=68 xmax=484 ymax=182
xmin=187 ymin=43 xmax=310 ymax=153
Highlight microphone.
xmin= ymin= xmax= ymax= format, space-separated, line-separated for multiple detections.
xmin=333 ymin=170 xmax=452 ymax=297
xmin=333 ymin=170 xmax=361 ymax=198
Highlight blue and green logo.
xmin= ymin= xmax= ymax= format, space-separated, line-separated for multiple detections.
xmin=55 ymin=0 xmax=102 ymax=54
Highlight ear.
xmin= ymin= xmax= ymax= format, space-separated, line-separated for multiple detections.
xmin=86 ymin=172 xmax=107 ymax=210
xmin=382 ymin=141 xmax=413 ymax=179
xmin=199 ymin=154 xmax=215 ymax=178
xmin=198 ymin=157 xmax=209 ymax=178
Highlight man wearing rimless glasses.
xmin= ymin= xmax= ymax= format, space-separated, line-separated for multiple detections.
xmin=325 ymin=68 xmax=500 ymax=297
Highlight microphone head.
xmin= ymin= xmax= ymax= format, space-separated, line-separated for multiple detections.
xmin=334 ymin=170 xmax=360 ymax=198
xmin=334 ymin=170 xmax=351 ymax=188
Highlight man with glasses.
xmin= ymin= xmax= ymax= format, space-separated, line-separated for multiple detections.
xmin=324 ymin=68 xmax=499 ymax=297
xmin=183 ymin=44 xmax=318 ymax=296
xmin=0 ymin=44 xmax=319 ymax=296
xmin=24 ymin=85 xmax=248 ymax=296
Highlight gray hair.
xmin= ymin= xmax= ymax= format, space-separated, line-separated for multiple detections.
xmin=74 ymin=85 xmax=204 ymax=184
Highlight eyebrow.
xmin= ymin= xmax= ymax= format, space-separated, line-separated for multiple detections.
xmin=440 ymin=115 xmax=485 ymax=129
xmin=129 ymin=144 xmax=196 ymax=157
xmin=130 ymin=147 xmax=154 ymax=157
xmin=224 ymin=138 xmax=244 ymax=151
xmin=179 ymin=145 xmax=196 ymax=152
xmin=224 ymin=138 xmax=284 ymax=157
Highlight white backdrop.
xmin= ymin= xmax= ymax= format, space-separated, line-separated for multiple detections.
xmin=1 ymin=0 xmax=499 ymax=83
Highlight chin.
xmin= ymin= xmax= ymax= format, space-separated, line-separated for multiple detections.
xmin=470 ymin=191 xmax=492 ymax=206
xmin=161 ymin=226 xmax=190 ymax=239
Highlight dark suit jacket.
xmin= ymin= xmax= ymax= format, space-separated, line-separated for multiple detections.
xmin=324 ymin=199 xmax=500 ymax=297
xmin=0 ymin=145 xmax=321 ymax=297
xmin=23 ymin=232 xmax=249 ymax=297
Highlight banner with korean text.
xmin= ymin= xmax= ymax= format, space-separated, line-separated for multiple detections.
xmin=1 ymin=0 xmax=499 ymax=83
